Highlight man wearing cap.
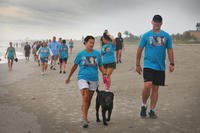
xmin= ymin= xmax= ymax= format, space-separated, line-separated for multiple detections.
xmin=136 ymin=15 xmax=175 ymax=118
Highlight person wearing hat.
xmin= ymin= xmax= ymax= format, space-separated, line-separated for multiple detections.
xmin=136 ymin=15 xmax=175 ymax=118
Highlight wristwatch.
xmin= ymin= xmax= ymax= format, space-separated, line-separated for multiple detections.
xmin=170 ymin=63 xmax=175 ymax=66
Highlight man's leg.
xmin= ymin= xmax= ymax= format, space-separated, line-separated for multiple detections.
xmin=59 ymin=60 xmax=62 ymax=73
xmin=63 ymin=61 xmax=67 ymax=73
xmin=150 ymin=85 xmax=159 ymax=109
xmin=148 ymin=84 xmax=159 ymax=119
xmin=142 ymin=82 xmax=152 ymax=105
xmin=140 ymin=81 xmax=152 ymax=118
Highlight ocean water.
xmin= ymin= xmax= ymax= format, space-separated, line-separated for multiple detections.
xmin=0 ymin=42 xmax=25 ymax=64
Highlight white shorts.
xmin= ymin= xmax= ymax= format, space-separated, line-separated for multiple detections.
xmin=78 ymin=79 xmax=99 ymax=91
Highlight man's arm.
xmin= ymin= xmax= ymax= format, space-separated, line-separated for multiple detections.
xmin=167 ymin=48 xmax=175 ymax=72
xmin=167 ymin=48 xmax=174 ymax=64
xmin=136 ymin=47 xmax=143 ymax=75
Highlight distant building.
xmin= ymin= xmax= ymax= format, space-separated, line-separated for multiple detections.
xmin=188 ymin=23 xmax=200 ymax=40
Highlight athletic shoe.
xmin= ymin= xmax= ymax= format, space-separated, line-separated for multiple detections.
xmin=149 ymin=110 xmax=158 ymax=119
xmin=140 ymin=106 xmax=147 ymax=118
xmin=82 ymin=120 xmax=88 ymax=128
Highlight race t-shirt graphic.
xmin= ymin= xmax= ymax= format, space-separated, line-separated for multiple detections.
xmin=41 ymin=49 xmax=48 ymax=53
xmin=82 ymin=56 xmax=98 ymax=66
xmin=104 ymin=46 xmax=110 ymax=53
xmin=61 ymin=47 xmax=67 ymax=51
xmin=149 ymin=36 xmax=165 ymax=46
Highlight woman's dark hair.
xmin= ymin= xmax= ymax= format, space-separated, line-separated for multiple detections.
xmin=62 ymin=39 xmax=66 ymax=44
xmin=103 ymin=33 xmax=111 ymax=41
xmin=84 ymin=36 xmax=95 ymax=45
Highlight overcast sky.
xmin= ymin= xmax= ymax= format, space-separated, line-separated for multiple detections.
xmin=0 ymin=0 xmax=200 ymax=41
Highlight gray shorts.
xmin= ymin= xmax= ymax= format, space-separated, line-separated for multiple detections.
xmin=78 ymin=79 xmax=98 ymax=91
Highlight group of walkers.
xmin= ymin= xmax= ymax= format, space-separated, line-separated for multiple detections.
xmin=3 ymin=15 xmax=175 ymax=129
xmin=33 ymin=37 xmax=74 ymax=75
xmin=66 ymin=15 xmax=174 ymax=128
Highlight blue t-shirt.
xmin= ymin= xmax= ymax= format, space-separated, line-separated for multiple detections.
xmin=48 ymin=41 xmax=60 ymax=55
xmin=59 ymin=44 xmax=68 ymax=59
xmin=74 ymin=50 xmax=102 ymax=81
xmin=101 ymin=42 xmax=115 ymax=64
xmin=139 ymin=30 xmax=172 ymax=71
xmin=38 ymin=47 xmax=51 ymax=58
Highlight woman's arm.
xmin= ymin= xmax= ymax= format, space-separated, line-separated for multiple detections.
xmin=5 ymin=48 xmax=8 ymax=58
xmin=99 ymin=65 xmax=106 ymax=76
xmin=65 ymin=64 xmax=78 ymax=84
xmin=14 ymin=48 xmax=17 ymax=58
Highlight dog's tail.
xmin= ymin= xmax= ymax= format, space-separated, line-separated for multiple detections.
xmin=96 ymin=85 xmax=99 ymax=93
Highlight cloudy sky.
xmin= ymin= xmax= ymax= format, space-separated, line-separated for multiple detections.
xmin=0 ymin=0 xmax=200 ymax=41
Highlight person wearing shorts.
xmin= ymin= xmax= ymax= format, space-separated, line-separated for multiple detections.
xmin=68 ymin=39 xmax=74 ymax=54
xmin=48 ymin=36 xmax=60 ymax=70
xmin=5 ymin=42 xmax=17 ymax=71
xmin=136 ymin=15 xmax=175 ymax=119
xmin=101 ymin=34 xmax=116 ymax=90
xmin=65 ymin=36 xmax=105 ymax=128
xmin=59 ymin=39 xmax=68 ymax=74
xmin=37 ymin=42 xmax=52 ymax=75
xmin=115 ymin=32 xmax=124 ymax=63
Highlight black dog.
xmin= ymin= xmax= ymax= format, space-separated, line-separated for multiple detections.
xmin=96 ymin=88 xmax=114 ymax=126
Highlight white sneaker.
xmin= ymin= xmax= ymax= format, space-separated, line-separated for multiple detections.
xmin=41 ymin=72 xmax=44 ymax=76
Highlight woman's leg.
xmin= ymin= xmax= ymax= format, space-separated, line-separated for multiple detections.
xmin=7 ymin=59 xmax=11 ymax=71
xmin=116 ymin=50 xmax=119 ymax=63
xmin=41 ymin=62 xmax=44 ymax=73
xmin=80 ymin=89 xmax=91 ymax=121
xmin=70 ymin=48 xmax=72 ymax=54
xmin=88 ymin=90 xmax=94 ymax=109
xmin=118 ymin=49 xmax=122 ymax=62
xmin=106 ymin=68 xmax=114 ymax=88
xmin=10 ymin=59 xmax=14 ymax=70
xmin=44 ymin=62 xmax=48 ymax=71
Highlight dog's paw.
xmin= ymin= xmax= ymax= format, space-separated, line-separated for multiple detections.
xmin=96 ymin=119 xmax=101 ymax=122
xmin=103 ymin=123 xmax=108 ymax=126
xmin=106 ymin=118 xmax=110 ymax=122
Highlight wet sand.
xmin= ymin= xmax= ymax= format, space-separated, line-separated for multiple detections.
xmin=0 ymin=43 xmax=200 ymax=133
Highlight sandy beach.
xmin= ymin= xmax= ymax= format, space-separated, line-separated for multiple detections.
xmin=0 ymin=43 xmax=200 ymax=133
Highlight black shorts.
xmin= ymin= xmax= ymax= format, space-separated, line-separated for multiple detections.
xmin=115 ymin=46 xmax=123 ymax=51
xmin=103 ymin=62 xmax=116 ymax=69
xmin=143 ymin=68 xmax=165 ymax=86
xmin=59 ymin=58 xmax=68 ymax=64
